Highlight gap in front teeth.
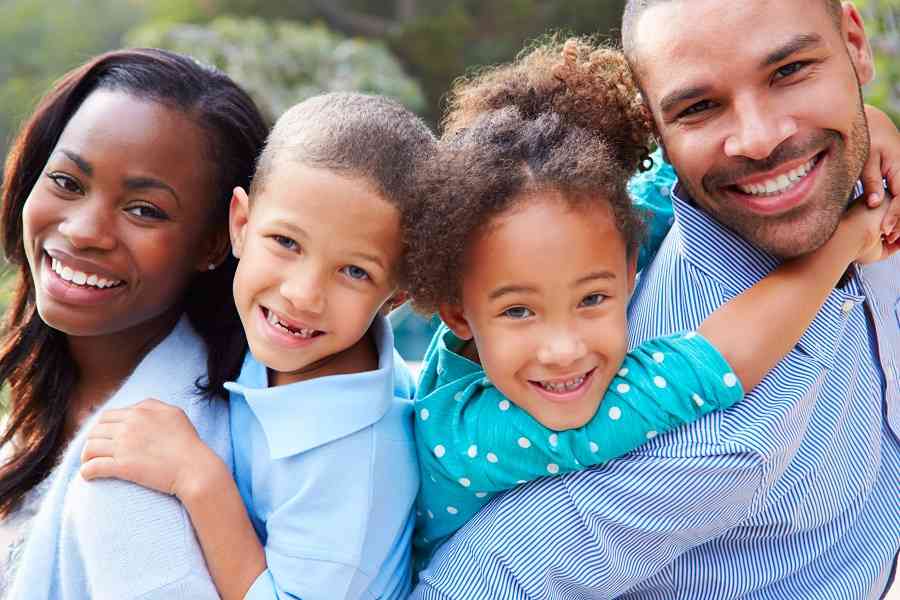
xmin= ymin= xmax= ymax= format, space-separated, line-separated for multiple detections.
xmin=265 ymin=309 xmax=320 ymax=338
xmin=737 ymin=155 xmax=818 ymax=197
xmin=50 ymin=257 xmax=122 ymax=289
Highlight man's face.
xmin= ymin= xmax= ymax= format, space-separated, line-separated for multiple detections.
xmin=632 ymin=0 xmax=874 ymax=258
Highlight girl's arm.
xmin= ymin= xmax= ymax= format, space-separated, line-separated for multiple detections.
xmin=81 ymin=399 xmax=266 ymax=600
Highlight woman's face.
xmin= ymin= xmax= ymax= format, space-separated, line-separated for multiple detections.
xmin=22 ymin=89 xmax=222 ymax=341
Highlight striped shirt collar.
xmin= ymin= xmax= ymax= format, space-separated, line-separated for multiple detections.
xmin=670 ymin=181 xmax=865 ymax=369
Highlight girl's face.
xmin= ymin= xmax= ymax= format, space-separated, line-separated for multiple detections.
xmin=441 ymin=192 xmax=636 ymax=431
xmin=22 ymin=90 xmax=222 ymax=342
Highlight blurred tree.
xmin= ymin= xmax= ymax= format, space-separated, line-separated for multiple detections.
xmin=857 ymin=0 xmax=899 ymax=123
xmin=127 ymin=16 xmax=425 ymax=123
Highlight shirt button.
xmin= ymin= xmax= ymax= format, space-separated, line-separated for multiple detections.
xmin=841 ymin=300 xmax=855 ymax=314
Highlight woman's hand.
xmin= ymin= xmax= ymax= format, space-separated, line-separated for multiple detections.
xmin=80 ymin=398 xmax=224 ymax=501
xmin=861 ymin=105 xmax=900 ymax=243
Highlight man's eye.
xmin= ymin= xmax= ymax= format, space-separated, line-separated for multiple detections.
xmin=579 ymin=293 xmax=607 ymax=308
xmin=124 ymin=204 xmax=168 ymax=220
xmin=678 ymin=100 xmax=715 ymax=119
xmin=502 ymin=306 xmax=533 ymax=319
xmin=774 ymin=61 xmax=808 ymax=81
xmin=272 ymin=235 xmax=298 ymax=250
xmin=342 ymin=265 xmax=370 ymax=281
xmin=47 ymin=173 xmax=82 ymax=194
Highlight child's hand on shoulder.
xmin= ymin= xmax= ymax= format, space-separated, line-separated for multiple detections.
xmin=839 ymin=194 xmax=899 ymax=264
xmin=861 ymin=105 xmax=899 ymax=243
xmin=80 ymin=398 xmax=225 ymax=501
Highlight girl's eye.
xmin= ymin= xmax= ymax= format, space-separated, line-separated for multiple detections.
xmin=342 ymin=265 xmax=370 ymax=281
xmin=47 ymin=173 xmax=82 ymax=194
xmin=774 ymin=61 xmax=808 ymax=81
xmin=502 ymin=306 xmax=533 ymax=319
xmin=125 ymin=204 xmax=168 ymax=220
xmin=579 ymin=293 xmax=607 ymax=308
xmin=272 ymin=235 xmax=298 ymax=251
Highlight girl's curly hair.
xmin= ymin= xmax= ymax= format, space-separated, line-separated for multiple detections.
xmin=404 ymin=37 xmax=654 ymax=314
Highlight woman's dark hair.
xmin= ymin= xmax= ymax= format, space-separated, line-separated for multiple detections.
xmin=406 ymin=37 xmax=655 ymax=314
xmin=0 ymin=48 xmax=268 ymax=515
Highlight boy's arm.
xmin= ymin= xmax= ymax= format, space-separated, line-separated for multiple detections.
xmin=80 ymin=399 xmax=267 ymax=600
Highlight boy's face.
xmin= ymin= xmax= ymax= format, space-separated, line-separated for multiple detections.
xmin=230 ymin=163 xmax=402 ymax=385
xmin=441 ymin=193 xmax=636 ymax=431
xmin=632 ymin=0 xmax=873 ymax=258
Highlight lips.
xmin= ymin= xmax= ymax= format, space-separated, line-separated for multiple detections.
xmin=263 ymin=307 xmax=324 ymax=339
xmin=528 ymin=368 xmax=596 ymax=401
xmin=722 ymin=150 xmax=827 ymax=217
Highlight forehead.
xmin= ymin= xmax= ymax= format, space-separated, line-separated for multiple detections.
xmin=633 ymin=0 xmax=840 ymax=103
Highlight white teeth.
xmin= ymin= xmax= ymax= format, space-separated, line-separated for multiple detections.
xmin=266 ymin=310 xmax=318 ymax=339
xmin=50 ymin=257 xmax=122 ymax=289
xmin=736 ymin=157 xmax=817 ymax=197
xmin=539 ymin=374 xmax=586 ymax=393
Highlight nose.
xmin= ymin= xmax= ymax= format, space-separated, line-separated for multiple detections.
xmin=536 ymin=325 xmax=587 ymax=368
xmin=280 ymin=262 xmax=327 ymax=316
xmin=56 ymin=201 xmax=117 ymax=251
xmin=724 ymin=95 xmax=797 ymax=161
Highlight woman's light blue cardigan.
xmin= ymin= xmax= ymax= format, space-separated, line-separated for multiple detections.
xmin=8 ymin=317 xmax=230 ymax=600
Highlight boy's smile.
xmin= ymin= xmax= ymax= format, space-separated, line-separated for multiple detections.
xmin=441 ymin=192 xmax=636 ymax=431
xmin=230 ymin=164 xmax=403 ymax=386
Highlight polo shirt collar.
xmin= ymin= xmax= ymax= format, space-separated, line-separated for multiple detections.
xmin=224 ymin=315 xmax=395 ymax=460
xmin=670 ymin=182 xmax=865 ymax=369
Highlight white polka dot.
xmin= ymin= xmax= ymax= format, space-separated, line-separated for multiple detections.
xmin=617 ymin=383 xmax=630 ymax=394
xmin=653 ymin=352 xmax=665 ymax=363
xmin=549 ymin=433 xmax=558 ymax=447
xmin=589 ymin=441 xmax=599 ymax=453
xmin=646 ymin=430 xmax=658 ymax=439
xmin=654 ymin=375 xmax=667 ymax=388
xmin=609 ymin=406 xmax=622 ymax=420
xmin=723 ymin=373 xmax=738 ymax=388
xmin=419 ymin=408 xmax=430 ymax=421
xmin=430 ymin=474 xmax=437 ymax=483
xmin=684 ymin=331 xmax=698 ymax=339
xmin=437 ymin=366 xmax=444 ymax=375
xmin=446 ymin=506 xmax=459 ymax=515
xmin=458 ymin=477 xmax=471 ymax=488
xmin=433 ymin=444 xmax=446 ymax=458
xmin=516 ymin=480 xmax=527 ymax=484
xmin=618 ymin=367 xmax=629 ymax=377
xmin=547 ymin=463 xmax=560 ymax=474
xmin=517 ymin=437 xmax=531 ymax=449
xmin=427 ymin=510 xmax=434 ymax=519
xmin=486 ymin=452 xmax=498 ymax=463
xmin=498 ymin=400 xmax=510 ymax=411
xmin=467 ymin=444 xmax=478 ymax=458
xmin=453 ymin=391 xmax=463 ymax=402
xmin=693 ymin=393 xmax=705 ymax=407
xmin=475 ymin=492 xmax=487 ymax=498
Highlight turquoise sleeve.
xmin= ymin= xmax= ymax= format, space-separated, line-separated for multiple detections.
xmin=627 ymin=148 xmax=677 ymax=271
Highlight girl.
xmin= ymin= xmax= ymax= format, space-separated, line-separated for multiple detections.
xmin=0 ymin=48 xmax=267 ymax=598
xmin=80 ymin=93 xmax=436 ymax=599
xmin=403 ymin=38 xmax=899 ymax=564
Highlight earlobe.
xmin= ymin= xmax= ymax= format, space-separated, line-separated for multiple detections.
xmin=842 ymin=3 xmax=875 ymax=85
xmin=438 ymin=304 xmax=474 ymax=340
xmin=229 ymin=187 xmax=251 ymax=259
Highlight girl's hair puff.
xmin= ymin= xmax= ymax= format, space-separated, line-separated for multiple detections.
xmin=406 ymin=37 xmax=653 ymax=315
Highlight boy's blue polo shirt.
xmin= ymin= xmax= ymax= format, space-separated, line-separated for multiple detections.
xmin=224 ymin=315 xmax=419 ymax=600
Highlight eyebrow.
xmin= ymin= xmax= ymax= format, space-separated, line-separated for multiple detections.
xmin=56 ymin=150 xmax=92 ymax=176
xmin=575 ymin=271 xmax=616 ymax=286
xmin=349 ymin=251 xmax=385 ymax=270
xmin=762 ymin=33 xmax=824 ymax=68
xmin=124 ymin=177 xmax=181 ymax=207
xmin=488 ymin=271 xmax=616 ymax=301
xmin=659 ymin=84 xmax=712 ymax=116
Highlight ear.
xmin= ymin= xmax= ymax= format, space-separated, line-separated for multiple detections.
xmin=196 ymin=227 xmax=231 ymax=273
xmin=438 ymin=303 xmax=473 ymax=340
xmin=229 ymin=187 xmax=251 ymax=259
xmin=379 ymin=290 xmax=409 ymax=316
xmin=841 ymin=2 xmax=875 ymax=86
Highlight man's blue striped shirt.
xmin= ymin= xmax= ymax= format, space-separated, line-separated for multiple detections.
xmin=412 ymin=183 xmax=900 ymax=600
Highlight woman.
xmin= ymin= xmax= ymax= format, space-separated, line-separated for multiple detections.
xmin=0 ymin=48 xmax=266 ymax=597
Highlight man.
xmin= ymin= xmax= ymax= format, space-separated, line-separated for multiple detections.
xmin=412 ymin=1 xmax=899 ymax=598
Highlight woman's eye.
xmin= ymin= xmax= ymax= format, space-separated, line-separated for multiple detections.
xmin=502 ymin=306 xmax=533 ymax=319
xmin=47 ymin=173 xmax=82 ymax=194
xmin=342 ymin=265 xmax=370 ymax=281
xmin=272 ymin=235 xmax=298 ymax=251
xmin=125 ymin=204 xmax=168 ymax=220
xmin=579 ymin=293 xmax=607 ymax=308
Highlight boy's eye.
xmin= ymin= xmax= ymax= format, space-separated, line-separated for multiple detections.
xmin=502 ymin=306 xmax=533 ymax=319
xmin=272 ymin=235 xmax=298 ymax=251
xmin=342 ymin=265 xmax=370 ymax=281
xmin=47 ymin=173 xmax=82 ymax=194
xmin=125 ymin=204 xmax=168 ymax=220
xmin=579 ymin=293 xmax=607 ymax=308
